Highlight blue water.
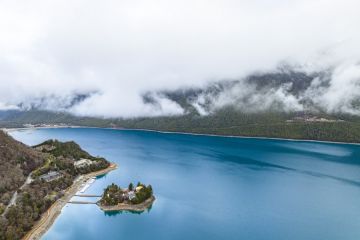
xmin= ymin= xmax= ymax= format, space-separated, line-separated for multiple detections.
xmin=10 ymin=128 xmax=360 ymax=240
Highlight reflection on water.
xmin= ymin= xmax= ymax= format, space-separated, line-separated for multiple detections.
xmin=96 ymin=174 xmax=107 ymax=180
xmin=103 ymin=205 xmax=153 ymax=217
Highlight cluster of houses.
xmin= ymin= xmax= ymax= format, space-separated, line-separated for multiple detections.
xmin=24 ymin=123 xmax=69 ymax=128
xmin=37 ymin=158 xmax=95 ymax=182
xmin=107 ymin=185 xmax=143 ymax=202
xmin=286 ymin=116 xmax=344 ymax=123
xmin=122 ymin=186 xmax=142 ymax=201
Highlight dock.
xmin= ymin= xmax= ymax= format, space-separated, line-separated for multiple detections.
xmin=67 ymin=200 xmax=98 ymax=204
xmin=68 ymin=193 xmax=102 ymax=204
xmin=74 ymin=194 xmax=102 ymax=197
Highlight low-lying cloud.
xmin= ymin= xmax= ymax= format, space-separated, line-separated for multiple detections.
xmin=189 ymin=63 xmax=360 ymax=116
xmin=0 ymin=0 xmax=359 ymax=117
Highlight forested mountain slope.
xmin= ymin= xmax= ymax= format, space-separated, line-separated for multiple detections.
xmin=0 ymin=131 xmax=45 ymax=208
xmin=1 ymin=70 xmax=360 ymax=143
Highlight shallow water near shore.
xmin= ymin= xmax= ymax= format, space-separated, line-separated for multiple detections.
xmin=10 ymin=128 xmax=360 ymax=240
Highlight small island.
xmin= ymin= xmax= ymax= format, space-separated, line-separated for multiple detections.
xmin=98 ymin=182 xmax=155 ymax=212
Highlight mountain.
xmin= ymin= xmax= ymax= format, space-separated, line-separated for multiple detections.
xmin=0 ymin=131 xmax=45 ymax=210
xmin=0 ymin=131 xmax=110 ymax=239
xmin=1 ymin=70 xmax=360 ymax=143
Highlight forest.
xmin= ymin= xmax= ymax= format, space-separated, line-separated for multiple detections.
xmin=0 ymin=132 xmax=110 ymax=240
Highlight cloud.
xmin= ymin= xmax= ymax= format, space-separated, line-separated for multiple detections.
xmin=189 ymin=64 xmax=360 ymax=116
xmin=312 ymin=63 xmax=360 ymax=114
xmin=0 ymin=0 xmax=359 ymax=117
xmin=0 ymin=102 xmax=19 ymax=111
xmin=188 ymin=73 xmax=308 ymax=115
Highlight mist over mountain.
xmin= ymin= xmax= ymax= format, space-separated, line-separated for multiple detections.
xmin=2 ymin=1 xmax=360 ymax=240
xmin=2 ymin=68 xmax=360 ymax=143
xmin=0 ymin=0 xmax=359 ymax=118
xmin=152 ymin=68 xmax=322 ymax=115
xmin=16 ymin=92 xmax=97 ymax=112
xmin=122 ymin=67 xmax=360 ymax=117
xmin=0 ymin=1 xmax=359 ymax=147
xmin=3 ymin=66 xmax=359 ymax=118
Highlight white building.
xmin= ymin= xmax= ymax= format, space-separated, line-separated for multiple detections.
xmin=128 ymin=191 xmax=136 ymax=200
xmin=74 ymin=158 xmax=94 ymax=168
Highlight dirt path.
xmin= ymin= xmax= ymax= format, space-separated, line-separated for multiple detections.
xmin=2 ymin=174 xmax=33 ymax=217
xmin=22 ymin=163 xmax=118 ymax=240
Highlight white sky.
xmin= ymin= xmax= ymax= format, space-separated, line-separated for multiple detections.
xmin=0 ymin=0 xmax=359 ymax=117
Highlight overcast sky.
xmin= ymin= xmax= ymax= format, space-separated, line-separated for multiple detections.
xmin=0 ymin=0 xmax=359 ymax=117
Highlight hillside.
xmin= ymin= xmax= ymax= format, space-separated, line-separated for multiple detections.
xmin=2 ymin=108 xmax=360 ymax=143
xmin=0 ymin=132 xmax=110 ymax=239
xmin=1 ymin=70 xmax=360 ymax=143
xmin=0 ymin=131 xmax=45 ymax=209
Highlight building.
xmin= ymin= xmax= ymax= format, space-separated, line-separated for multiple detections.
xmin=74 ymin=158 xmax=94 ymax=168
xmin=39 ymin=171 xmax=62 ymax=182
xmin=128 ymin=191 xmax=136 ymax=200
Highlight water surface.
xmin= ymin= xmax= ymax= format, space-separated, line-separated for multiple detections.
xmin=10 ymin=128 xmax=360 ymax=240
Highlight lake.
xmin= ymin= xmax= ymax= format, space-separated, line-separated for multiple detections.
xmin=10 ymin=128 xmax=360 ymax=240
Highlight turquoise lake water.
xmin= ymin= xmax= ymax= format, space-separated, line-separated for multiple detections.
xmin=10 ymin=128 xmax=360 ymax=240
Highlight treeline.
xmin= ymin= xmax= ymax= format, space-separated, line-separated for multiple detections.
xmin=34 ymin=139 xmax=98 ymax=160
xmin=112 ymin=110 xmax=360 ymax=143
xmin=131 ymin=183 xmax=153 ymax=204
xmin=2 ymin=108 xmax=360 ymax=143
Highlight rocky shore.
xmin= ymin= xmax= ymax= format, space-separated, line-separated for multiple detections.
xmin=98 ymin=195 xmax=155 ymax=212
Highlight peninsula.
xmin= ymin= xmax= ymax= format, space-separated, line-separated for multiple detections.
xmin=99 ymin=182 xmax=155 ymax=212
xmin=0 ymin=131 xmax=115 ymax=240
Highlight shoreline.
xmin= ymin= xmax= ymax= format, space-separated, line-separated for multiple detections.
xmin=4 ymin=125 xmax=360 ymax=146
xmin=22 ymin=163 xmax=118 ymax=240
xmin=120 ymin=128 xmax=360 ymax=146
xmin=98 ymin=196 xmax=155 ymax=212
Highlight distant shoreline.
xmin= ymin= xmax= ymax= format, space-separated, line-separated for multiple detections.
xmin=4 ymin=125 xmax=360 ymax=146
xmin=22 ymin=163 xmax=117 ymax=240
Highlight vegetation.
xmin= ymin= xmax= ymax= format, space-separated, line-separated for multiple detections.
xmin=0 ymin=131 xmax=110 ymax=240
xmin=100 ymin=182 xmax=153 ymax=206
xmin=34 ymin=139 xmax=98 ymax=160
xmin=1 ymin=177 xmax=73 ymax=239
xmin=2 ymin=70 xmax=360 ymax=143
xmin=111 ymin=110 xmax=360 ymax=143
xmin=2 ymin=108 xmax=360 ymax=143
xmin=131 ymin=183 xmax=153 ymax=205
xmin=33 ymin=139 xmax=110 ymax=175
xmin=0 ymin=131 xmax=45 ymax=207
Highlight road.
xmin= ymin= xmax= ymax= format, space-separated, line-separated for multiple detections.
xmin=2 ymin=174 xmax=33 ymax=217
